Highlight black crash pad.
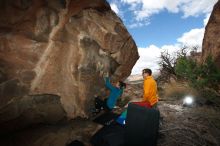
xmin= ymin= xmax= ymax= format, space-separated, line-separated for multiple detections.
xmin=93 ymin=112 xmax=119 ymax=126
xmin=125 ymin=103 xmax=160 ymax=146
xmin=90 ymin=123 xmax=125 ymax=146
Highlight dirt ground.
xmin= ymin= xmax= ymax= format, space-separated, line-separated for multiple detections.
xmin=123 ymin=80 xmax=220 ymax=146
xmin=158 ymin=101 xmax=220 ymax=146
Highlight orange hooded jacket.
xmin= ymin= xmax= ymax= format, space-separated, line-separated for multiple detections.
xmin=143 ymin=76 xmax=159 ymax=106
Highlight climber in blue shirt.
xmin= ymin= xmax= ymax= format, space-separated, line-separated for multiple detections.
xmin=94 ymin=74 xmax=126 ymax=113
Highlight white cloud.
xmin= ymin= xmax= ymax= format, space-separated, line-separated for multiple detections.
xmin=176 ymin=12 xmax=210 ymax=50
xmin=110 ymin=3 xmax=120 ymax=14
xmin=134 ymin=0 xmax=167 ymax=21
xmin=121 ymin=0 xmax=217 ymax=27
xmin=113 ymin=0 xmax=217 ymax=29
xmin=181 ymin=0 xmax=217 ymax=18
xmin=203 ymin=13 xmax=211 ymax=26
xmin=128 ymin=21 xmax=150 ymax=28
xmin=121 ymin=0 xmax=141 ymax=3
xmin=128 ymin=22 xmax=144 ymax=28
xmin=132 ymin=45 xmax=165 ymax=74
xmin=131 ymin=43 xmax=184 ymax=75
xmin=177 ymin=28 xmax=205 ymax=48
xmin=163 ymin=0 xmax=180 ymax=13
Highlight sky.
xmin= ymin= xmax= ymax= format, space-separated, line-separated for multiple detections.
xmin=106 ymin=0 xmax=218 ymax=75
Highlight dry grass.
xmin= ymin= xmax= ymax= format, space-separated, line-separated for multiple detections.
xmin=159 ymin=81 xmax=199 ymax=100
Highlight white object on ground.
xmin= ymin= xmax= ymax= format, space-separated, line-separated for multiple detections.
xmin=183 ymin=96 xmax=194 ymax=105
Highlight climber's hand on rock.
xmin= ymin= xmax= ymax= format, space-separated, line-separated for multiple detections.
xmin=103 ymin=72 xmax=109 ymax=78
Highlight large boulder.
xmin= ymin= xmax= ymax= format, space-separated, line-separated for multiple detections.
xmin=0 ymin=118 xmax=101 ymax=146
xmin=0 ymin=0 xmax=139 ymax=119
xmin=202 ymin=1 xmax=220 ymax=68
xmin=0 ymin=94 xmax=66 ymax=135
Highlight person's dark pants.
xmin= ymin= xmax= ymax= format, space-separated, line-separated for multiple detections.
xmin=94 ymin=97 xmax=111 ymax=112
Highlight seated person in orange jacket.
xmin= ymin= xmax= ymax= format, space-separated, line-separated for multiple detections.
xmin=117 ymin=68 xmax=159 ymax=125
xmin=142 ymin=68 xmax=159 ymax=108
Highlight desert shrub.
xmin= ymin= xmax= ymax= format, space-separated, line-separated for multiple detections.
xmin=159 ymin=82 xmax=198 ymax=100
xmin=175 ymin=55 xmax=220 ymax=92
xmin=158 ymin=46 xmax=220 ymax=100
xmin=175 ymin=57 xmax=197 ymax=80
xmin=198 ymin=56 xmax=220 ymax=91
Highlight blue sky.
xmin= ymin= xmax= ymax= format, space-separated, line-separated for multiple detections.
xmin=107 ymin=0 xmax=218 ymax=74
xmin=128 ymin=12 xmax=204 ymax=47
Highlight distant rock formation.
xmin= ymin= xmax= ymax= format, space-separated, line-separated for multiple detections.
xmin=202 ymin=1 xmax=220 ymax=68
xmin=0 ymin=0 xmax=139 ymax=122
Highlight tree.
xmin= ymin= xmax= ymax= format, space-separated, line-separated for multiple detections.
xmin=158 ymin=46 xmax=190 ymax=83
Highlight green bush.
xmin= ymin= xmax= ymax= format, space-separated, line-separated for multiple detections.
xmin=158 ymin=46 xmax=220 ymax=100
xmin=175 ymin=55 xmax=220 ymax=92
xmin=175 ymin=57 xmax=197 ymax=80
xmin=199 ymin=56 xmax=220 ymax=90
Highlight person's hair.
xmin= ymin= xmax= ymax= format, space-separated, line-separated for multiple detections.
xmin=142 ymin=68 xmax=152 ymax=76
xmin=119 ymin=81 xmax=126 ymax=89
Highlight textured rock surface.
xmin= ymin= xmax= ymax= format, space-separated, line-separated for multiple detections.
xmin=202 ymin=1 xmax=220 ymax=68
xmin=0 ymin=0 xmax=139 ymax=119
xmin=0 ymin=94 xmax=66 ymax=135
xmin=0 ymin=119 xmax=102 ymax=146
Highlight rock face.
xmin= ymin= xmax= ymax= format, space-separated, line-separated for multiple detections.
xmin=0 ymin=119 xmax=101 ymax=146
xmin=0 ymin=0 xmax=139 ymax=120
xmin=0 ymin=94 xmax=66 ymax=135
xmin=202 ymin=1 xmax=220 ymax=68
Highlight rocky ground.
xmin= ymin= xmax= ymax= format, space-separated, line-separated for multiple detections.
xmin=158 ymin=101 xmax=220 ymax=146
xmin=124 ymin=80 xmax=220 ymax=146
